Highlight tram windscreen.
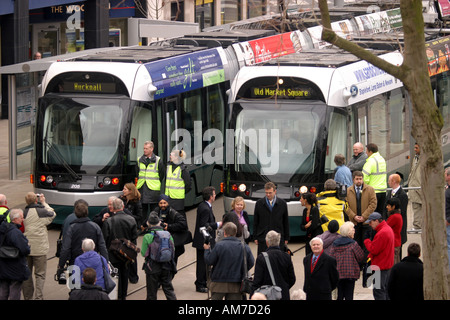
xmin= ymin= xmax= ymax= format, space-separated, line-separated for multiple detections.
xmin=233 ymin=101 xmax=326 ymax=177
xmin=40 ymin=97 xmax=126 ymax=169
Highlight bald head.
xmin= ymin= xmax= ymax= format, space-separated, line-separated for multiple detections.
xmin=353 ymin=142 xmax=364 ymax=156
xmin=0 ymin=194 xmax=6 ymax=206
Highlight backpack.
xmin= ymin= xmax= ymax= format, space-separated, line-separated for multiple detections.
xmin=147 ymin=230 xmax=174 ymax=262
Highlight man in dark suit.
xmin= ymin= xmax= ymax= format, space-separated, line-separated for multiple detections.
xmin=192 ymin=186 xmax=218 ymax=293
xmin=386 ymin=173 xmax=408 ymax=251
xmin=253 ymin=182 xmax=290 ymax=255
xmin=303 ymin=237 xmax=339 ymax=300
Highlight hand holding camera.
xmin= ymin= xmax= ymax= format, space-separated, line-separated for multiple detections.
xmin=200 ymin=226 xmax=211 ymax=245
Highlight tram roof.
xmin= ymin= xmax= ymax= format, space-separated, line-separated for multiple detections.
xmin=265 ymin=48 xmax=387 ymax=68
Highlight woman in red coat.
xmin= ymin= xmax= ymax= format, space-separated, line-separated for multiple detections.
xmin=386 ymin=198 xmax=403 ymax=264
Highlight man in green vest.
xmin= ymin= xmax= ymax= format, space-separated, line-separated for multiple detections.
xmin=163 ymin=150 xmax=191 ymax=217
xmin=362 ymin=143 xmax=387 ymax=215
xmin=0 ymin=194 xmax=10 ymax=222
xmin=137 ymin=141 xmax=165 ymax=221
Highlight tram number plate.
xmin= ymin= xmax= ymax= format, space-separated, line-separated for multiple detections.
xmin=70 ymin=184 xmax=81 ymax=189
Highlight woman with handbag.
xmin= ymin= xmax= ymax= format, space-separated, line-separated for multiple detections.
xmin=74 ymin=238 xmax=113 ymax=293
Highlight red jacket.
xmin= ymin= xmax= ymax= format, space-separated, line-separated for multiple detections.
xmin=364 ymin=220 xmax=394 ymax=270
xmin=386 ymin=212 xmax=402 ymax=247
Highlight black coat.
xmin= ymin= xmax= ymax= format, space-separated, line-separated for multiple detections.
xmin=192 ymin=201 xmax=218 ymax=249
xmin=251 ymin=246 xmax=296 ymax=300
xmin=303 ymin=251 xmax=339 ymax=300
xmin=253 ymin=197 xmax=290 ymax=243
xmin=387 ymin=256 xmax=424 ymax=300
xmin=0 ymin=219 xmax=30 ymax=281
xmin=69 ymin=284 xmax=110 ymax=300
xmin=102 ymin=211 xmax=138 ymax=264
xmin=58 ymin=217 xmax=109 ymax=268
xmin=153 ymin=206 xmax=190 ymax=246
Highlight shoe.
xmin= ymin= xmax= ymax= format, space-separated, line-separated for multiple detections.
xmin=407 ymin=228 xmax=422 ymax=234
xmin=196 ymin=286 xmax=208 ymax=293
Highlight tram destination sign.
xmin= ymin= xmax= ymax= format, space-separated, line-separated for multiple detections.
xmin=62 ymin=82 xmax=116 ymax=93
xmin=145 ymin=48 xmax=226 ymax=100
xmin=249 ymin=86 xmax=316 ymax=99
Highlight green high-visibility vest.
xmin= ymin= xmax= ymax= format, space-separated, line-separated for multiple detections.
xmin=136 ymin=156 xmax=161 ymax=191
xmin=0 ymin=207 xmax=11 ymax=223
xmin=362 ymin=152 xmax=387 ymax=193
xmin=165 ymin=165 xmax=185 ymax=199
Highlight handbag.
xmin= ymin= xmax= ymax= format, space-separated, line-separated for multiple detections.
xmin=109 ymin=238 xmax=140 ymax=263
xmin=108 ymin=216 xmax=140 ymax=263
xmin=254 ymin=252 xmax=282 ymax=300
xmin=240 ymin=241 xmax=253 ymax=294
xmin=0 ymin=230 xmax=19 ymax=259
xmin=55 ymin=230 xmax=62 ymax=258
xmin=0 ymin=245 xmax=19 ymax=259
xmin=100 ymin=255 xmax=116 ymax=294
xmin=362 ymin=258 xmax=373 ymax=288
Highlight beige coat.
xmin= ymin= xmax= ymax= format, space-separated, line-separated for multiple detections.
xmin=23 ymin=203 xmax=56 ymax=256
xmin=345 ymin=184 xmax=377 ymax=224
xmin=408 ymin=155 xmax=422 ymax=204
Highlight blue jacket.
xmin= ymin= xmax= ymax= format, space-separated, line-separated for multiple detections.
xmin=204 ymin=236 xmax=254 ymax=283
xmin=74 ymin=250 xmax=108 ymax=290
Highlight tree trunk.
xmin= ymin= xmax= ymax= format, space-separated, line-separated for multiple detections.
xmin=318 ymin=0 xmax=449 ymax=299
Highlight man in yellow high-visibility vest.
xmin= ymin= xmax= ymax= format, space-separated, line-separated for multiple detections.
xmin=362 ymin=143 xmax=387 ymax=215
xmin=137 ymin=141 xmax=165 ymax=221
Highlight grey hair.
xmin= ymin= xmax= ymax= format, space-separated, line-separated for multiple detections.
xmin=82 ymin=238 xmax=95 ymax=252
xmin=265 ymin=230 xmax=281 ymax=247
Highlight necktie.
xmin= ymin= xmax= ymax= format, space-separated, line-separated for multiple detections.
xmin=312 ymin=256 xmax=317 ymax=265
xmin=356 ymin=187 xmax=361 ymax=199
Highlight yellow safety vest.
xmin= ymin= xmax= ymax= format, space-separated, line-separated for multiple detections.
xmin=0 ymin=207 xmax=11 ymax=223
xmin=362 ymin=152 xmax=387 ymax=193
xmin=165 ymin=165 xmax=185 ymax=199
xmin=136 ymin=156 xmax=161 ymax=191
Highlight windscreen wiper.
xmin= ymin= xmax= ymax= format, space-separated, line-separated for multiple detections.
xmin=43 ymin=138 xmax=82 ymax=181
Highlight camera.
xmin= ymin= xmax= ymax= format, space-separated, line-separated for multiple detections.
xmin=199 ymin=226 xmax=211 ymax=245
xmin=335 ymin=182 xmax=347 ymax=200
xmin=55 ymin=269 xmax=67 ymax=285
xmin=36 ymin=193 xmax=42 ymax=197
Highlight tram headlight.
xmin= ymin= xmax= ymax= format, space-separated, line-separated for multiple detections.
xmin=46 ymin=175 xmax=53 ymax=183
xmin=238 ymin=184 xmax=247 ymax=192
xmin=299 ymin=186 xmax=308 ymax=194
xmin=103 ymin=177 xmax=111 ymax=186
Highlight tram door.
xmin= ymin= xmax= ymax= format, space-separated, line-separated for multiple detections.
xmin=164 ymin=97 xmax=180 ymax=159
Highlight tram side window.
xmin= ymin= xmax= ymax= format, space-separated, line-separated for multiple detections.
xmin=368 ymin=96 xmax=388 ymax=157
xmin=437 ymin=73 xmax=450 ymax=132
xmin=129 ymin=103 xmax=152 ymax=164
xmin=182 ymin=89 xmax=203 ymax=161
xmin=206 ymin=85 xmax=224 ymax=133
xmin=325 ymin=111 xmax=347 ymax=173
xmin=388 ymin=88 xmax=407 ymax=156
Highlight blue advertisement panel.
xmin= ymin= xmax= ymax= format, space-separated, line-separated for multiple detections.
xmin=145 ymin=48 xmax=226 ymax=100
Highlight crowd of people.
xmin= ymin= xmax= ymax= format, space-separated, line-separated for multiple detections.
xmin=0 ymin=140 xmax=438 ymax=301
